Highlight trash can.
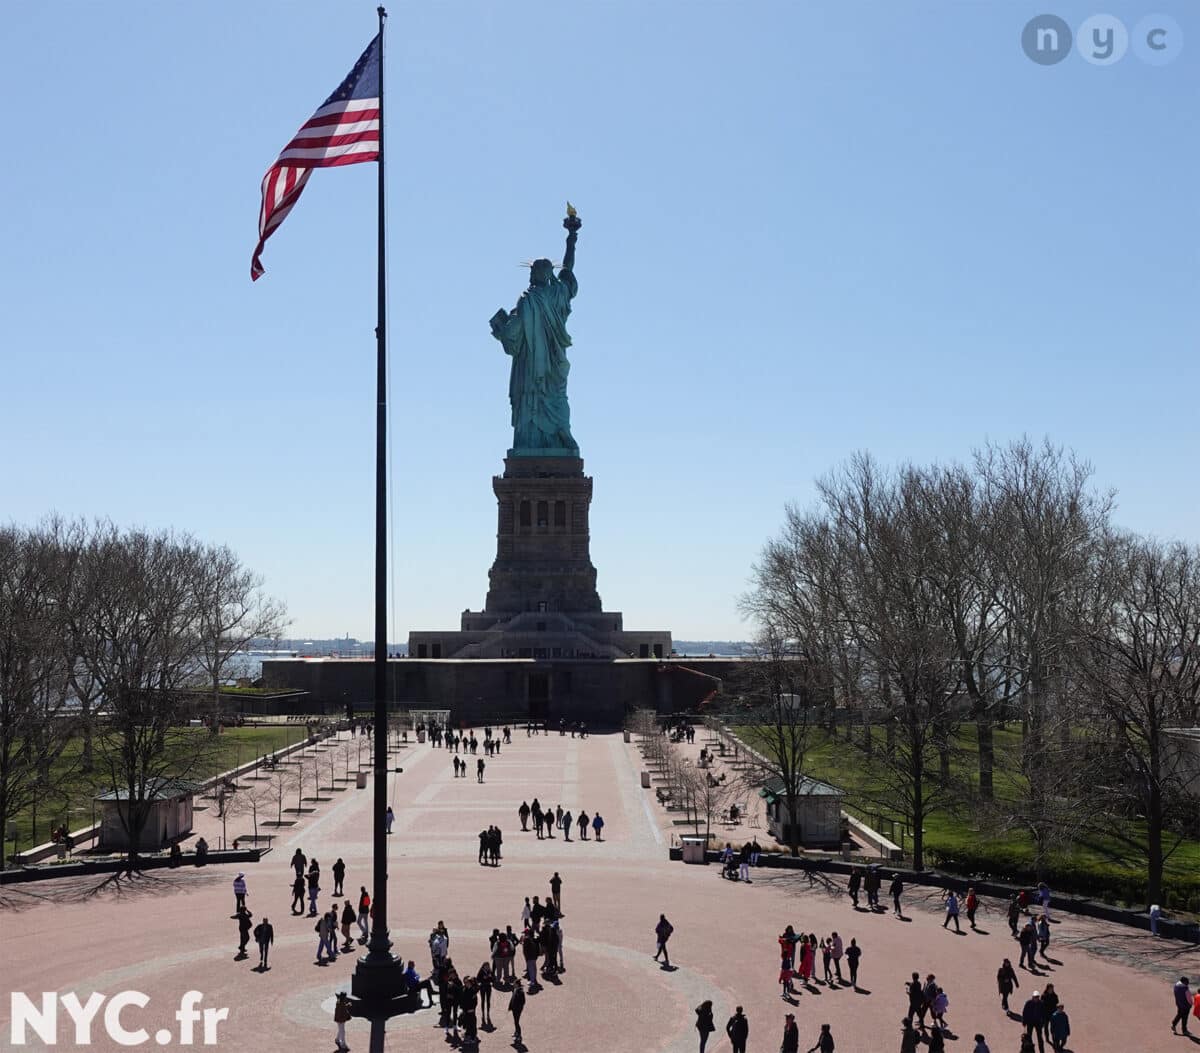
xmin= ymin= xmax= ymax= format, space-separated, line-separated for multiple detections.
xmin=681 ymin=835 xmax=708 ymax=865
xmin=641 ymin=771 xmax=651 ymax=789
xmin=623 ymin=730 xmax=631 ymax=743
xmin=356 ymin=771 xmax=368 ymax=789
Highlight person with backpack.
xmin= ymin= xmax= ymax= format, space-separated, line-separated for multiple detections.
xmin=654 ymin=914 xmax=674 ymax=967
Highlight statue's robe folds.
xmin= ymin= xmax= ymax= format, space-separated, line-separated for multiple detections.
xmin=493 ymin=268 xmax=579 ymax=454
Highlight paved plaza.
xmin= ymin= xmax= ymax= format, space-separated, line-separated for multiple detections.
xmin=0 ymin=729 xmax=1191 ymax=1052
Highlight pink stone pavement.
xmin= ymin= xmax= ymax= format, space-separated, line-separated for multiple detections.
xmin=0 ymin=728 xmax=1191 ymax=1053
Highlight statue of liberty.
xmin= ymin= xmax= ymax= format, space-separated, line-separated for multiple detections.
xmin=489 ymin=206 xmax=582 ymax=456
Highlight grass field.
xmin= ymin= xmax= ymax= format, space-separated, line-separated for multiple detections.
xmin=5 ymin=725 xmax=310 ymax=853
xmin=735 ymin=723 xmax=1200 ymax=909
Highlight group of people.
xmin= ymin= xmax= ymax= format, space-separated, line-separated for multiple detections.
xmin=517 ymin=798 xmax=605 ymax=841
xmin=777 ymin=926 xmax=863 ymax=995
xmin=477 ymin=825 xmax=504 ymax=866
xmin=720 ymin=840 xmax=763 ymax=882
xmin=453 ymin=755 xmax=489 ymax=781
xmin=846 ymin=865 xmax=903 ymax=914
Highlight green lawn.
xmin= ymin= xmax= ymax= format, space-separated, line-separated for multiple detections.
xmin=5 ymin=725 xmax=308 ymax=853
xmin=734 ymin=723 xmax=1200 ymax=910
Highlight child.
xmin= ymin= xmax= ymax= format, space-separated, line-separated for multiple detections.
xmin=779 ymin=961 xmax=795 ymax=1000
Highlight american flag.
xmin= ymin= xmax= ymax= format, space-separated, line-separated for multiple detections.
xmin=251 ymin=34 xmax=381 ymax=281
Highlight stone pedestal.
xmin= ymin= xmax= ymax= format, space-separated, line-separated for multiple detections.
xmin=485 ymin=455 xmax=601 ymax=614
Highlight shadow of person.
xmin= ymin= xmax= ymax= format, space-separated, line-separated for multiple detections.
xmin=853 ymin=987 xmax=871 ymax=996
xmin=973 ymin=928 xmax=991 ymax=936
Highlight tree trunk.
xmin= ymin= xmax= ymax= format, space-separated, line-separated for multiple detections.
xmin=976 ymin=714 xmax=994 ymax=800
xmin=788 ymin=797 xmax=801 ymax=857
xmin=80 ymin=696 xmax=94 ymax=773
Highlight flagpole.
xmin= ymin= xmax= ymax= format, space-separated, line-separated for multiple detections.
xmin=353 ymin=5 xmax=404 ymax=1025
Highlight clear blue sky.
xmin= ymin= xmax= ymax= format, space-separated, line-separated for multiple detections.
xmin=2 ymin=3 xmax=1196 ymax=641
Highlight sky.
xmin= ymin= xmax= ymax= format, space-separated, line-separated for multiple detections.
xmin=2 ymin=3 xmax=1196 ymax=642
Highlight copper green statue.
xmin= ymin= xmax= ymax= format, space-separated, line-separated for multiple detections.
xmin=490 ymin=205 xmax=583 ymax=457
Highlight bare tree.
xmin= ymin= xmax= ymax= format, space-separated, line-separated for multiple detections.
xmin=70 ymin=525 xmax=216 ymax=864
xmin=225 ymin=776 xmax=275 ymax=845
xmin=265 ymin=764 xmax=299 ymax=826
xmin=1074 ymin=536 xmax=1200 ymax=905
xmin=0 ymin=524 xmax=79 ymax=867
xmin=976 ymin=439 xmax=1111 ymax=866
xmin=192 ymin=544 xmax=287 ymax=733
xmin=719 ymin=640 xmax=825 ymax=856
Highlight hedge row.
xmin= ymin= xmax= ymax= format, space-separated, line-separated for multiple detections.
xmin=925 ymin=845 xmax=1200 ymax=912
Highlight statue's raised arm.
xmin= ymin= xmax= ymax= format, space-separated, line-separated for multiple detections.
xmin=561 ymin=202 xmax=581 ymax=280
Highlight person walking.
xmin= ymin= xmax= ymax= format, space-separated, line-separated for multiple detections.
xmin=890 ymin=873 xmax=904 ymax=917
xmin=943 ymin=890 xmax=962 ymax=933
xmin=997 ymin=958 xmax=1019 ymax=1011
xmin=905 ymin=973 xmax=924 ymax=1027
xmin=739 ymin=841 xmax=752 ymax=882
xmin=290 ymin=848 xmax=306 ymax=880
xmin=972 ymin=1035 xmax=990 ymax=1053
xmin=508 ymin=979 xmax=525 ymax=1044
xmin=477 ymin=963 xmax=494 ymax=1029
xmin=781 ymin=1013 xmax=800 ymax=1053
xmin=1173 ymin=977 xmax=1193 ymax=1036
xmin=332 ymin=857 xmax=346 ymax=896
xmin=477 ymin=757 xmax=485 ymax=783
xmin=522 ymin=928 xmax=541 ymax=989
xmin=865 ymin=866 xmax=881 ymax=909
xmin=578 ymin=810 xmax=589 ymax=840
xmin=233 ymin=872 xmax=248 ymax=912
xmin=233 ymin=907 xmax=253 ymax=959
xmin=725 ymin=1006 xmax=749 ymax=1053
xmin=356 ymin=888 xmax=370 ymax=943
xmin=695 ymin=1000 xmax=716 ymax=1053
xmin=899 ymin=1020 xmax=919 ymax=1053
xmin=253 ymin=916 xmax=273 ymax=970
xmin=385 ymin=805 xmax=394 ymax=833
xmin=1008 ymin=895 xmax=1022 ymax=937
xmin=340 ymin=900 xmax=356 ymax=951
xmin=290 ymin=872 xmax=305 ymax=915
xmin=830 ymin=932 xmax=844 ymax=983
xmin=654 ymin=913 xmax=674 ymax=967
xmin=561 ymin=808 xmax=573 ymax=841
xmin=1022 ymin=990 xmax=1045 ymax=1053
xmin=333 ymin=992 xmax=352 ymax=1051
xmin=845 ymin=938 xmax=861 ymax=988
xmin=1019 ymin=921 xmax=1040 ymax=972
xmin=1048 ymin=1003 xmax=1070 ymax=1051
xmin=847 ymin=866 xmax=861 ymax=908
xmin=306 ymin=863 xmax=320 ymax=917
xmin=1037 ymin=915 xmax=1051 ymax=958
xmin=519 ymin=801 xmax=530 ymax=831
xmin=592 ymin=812 xmax=604 ymax=841
xmin=806 ymin=1023 xmax=835 ymax=1053
xmin=966 ymin=887 xmax=979 ymax=929
xmin=550 ymin=871 xmax=562 ymax=911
